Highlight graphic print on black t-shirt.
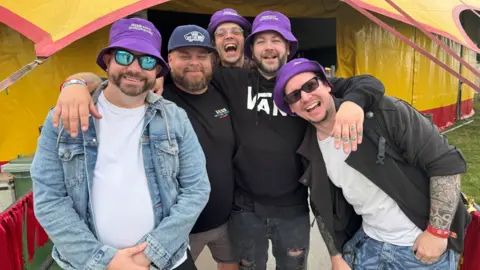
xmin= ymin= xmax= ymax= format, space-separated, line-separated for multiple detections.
xmin=162 ymin=83 xmax=235 ymax=234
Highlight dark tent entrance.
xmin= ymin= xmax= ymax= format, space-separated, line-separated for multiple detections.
xmin=147 ymin=9 xmax=338 ymax=69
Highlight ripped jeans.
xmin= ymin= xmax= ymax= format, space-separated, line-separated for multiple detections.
xmin=228 ymin=207 xmax=310 ymax=270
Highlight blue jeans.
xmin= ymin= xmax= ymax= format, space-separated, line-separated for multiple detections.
xmin=343 ymin=228 xmax=459 ymax=270
xmin=228 ymin=207 xmax=310 ymax=270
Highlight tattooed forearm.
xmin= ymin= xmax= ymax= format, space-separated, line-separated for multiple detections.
xmin=429 ymin=174 xmax=461 ymax=230
xmin=315 ymin=215 xmax=340 ymax=256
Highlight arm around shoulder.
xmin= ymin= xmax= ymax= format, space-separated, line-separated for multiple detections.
xmin=329 ymin=75 xmax=385 ymax=111
xmin=66 ymin=72 xmax=103 ymax=93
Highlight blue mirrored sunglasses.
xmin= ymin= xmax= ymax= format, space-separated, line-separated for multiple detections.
xmin=114 ymin=50 xmax=158 ymax=71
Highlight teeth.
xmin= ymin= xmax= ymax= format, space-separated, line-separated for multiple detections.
xmin=225 ymin=44 xmax=236 ymax=50
xmin=124 ymin=76 xmax=140 ymax=82
xmin=306 ymin=102 xmax=319 ymax=110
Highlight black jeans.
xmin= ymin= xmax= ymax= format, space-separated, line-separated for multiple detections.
xmin=228 ymin=207 xmax=310 ymax=270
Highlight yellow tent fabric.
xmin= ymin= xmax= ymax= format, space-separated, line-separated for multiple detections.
xmin=0 ymin=24 xmax=109 ymax=161
xmin=0 ymin=0 xmax=170 ymax=57
xmin=346 ymin=0 xmax=480 ymax=53
xmin=336 ymin=4 xmax=475 ymax=129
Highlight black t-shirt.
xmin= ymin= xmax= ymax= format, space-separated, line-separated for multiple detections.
xmin=162 ymin=83 xmax=235 ymax=233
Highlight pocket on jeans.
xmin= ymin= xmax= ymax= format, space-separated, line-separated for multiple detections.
xmin=410 ymin=247 xmax=450 ymax=266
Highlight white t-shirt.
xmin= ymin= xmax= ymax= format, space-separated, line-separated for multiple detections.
xmin=317 ymin=136 xmax=422 ymax=246
xmin=91 ymin=92 xmax=187 ymax=268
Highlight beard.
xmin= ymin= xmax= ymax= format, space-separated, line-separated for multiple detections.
xmin=254 ymin=53 xmax=288 ymax=76
xmin=109 ymin=71 xmax=155 ymax=97
xmin=171 ymin=67 xmax=212 ymax=93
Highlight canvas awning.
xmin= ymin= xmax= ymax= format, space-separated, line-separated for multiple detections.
xmin=347 ymin=0 xmax=480 ymax=53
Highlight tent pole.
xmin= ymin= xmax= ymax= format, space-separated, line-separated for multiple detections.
xmin=341 ymin=0 xmax=480 ymax=93
xmin=383 ymin=0 xmax=480 ymax=78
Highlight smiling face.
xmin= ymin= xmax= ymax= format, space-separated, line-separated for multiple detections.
xmin=285 ymin=71 xmax=334 ymax=124
xmin=103 ymin=49 xmax=159 ymax=97
xmin=168 ymin=47 xmax=213 ymax=94
xmin=252 ymin=31 xmax=289 ymax=78
xmin=213 ymin=22 xmax=245 ymax=67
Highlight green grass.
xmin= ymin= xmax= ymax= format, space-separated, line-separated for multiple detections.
xmin=442 ymin=100 xmax=480 ymax=203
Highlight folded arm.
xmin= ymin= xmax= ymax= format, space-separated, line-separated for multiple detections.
xmin=141 ymin=108 xmax=211 ymax=268
xmin=32 ymin=110 xmax=117 ymax=269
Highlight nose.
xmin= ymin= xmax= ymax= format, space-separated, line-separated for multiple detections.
xmin=300 ymin=90 xmax=311 ymax=102
xmin=127 ymin=58 xmax=143 ymax=72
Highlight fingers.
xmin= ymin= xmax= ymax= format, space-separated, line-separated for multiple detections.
xmin=79 ymin=103 xmax=90 ymax=133
xmin=52 ymin=105 xmax=62 ymax=128
xmin=60 ymin=105 xmax=70 ymax=134
xmin=333 ymin=120 xmax=342 ymax=149
xmin=90 ymin=102 xmax=102 ymax=119
xmin=349 ymin=124 xmax=358 ymax=152
xmin=341 ymin=123 xmax=350 ymax=153
xmin=356 ymin=119 xmax=363 ymax=144
xmin=68 ymin=103 xmax=80 ymax=138
xmin=125 ymin=242 xmax=147 ymax=255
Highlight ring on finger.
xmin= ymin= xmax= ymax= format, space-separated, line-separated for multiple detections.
xmin=357 ymin=131 xmax=363 ymax=137
xmin=343 ymin=137 xmax=349 ymax=144
xmin=334 ymin=135 xmax=341 ymax=140
xmin=350 ymin=125 xmax=356 ymax=131
xmin=351 ymin=136 xmax=357 ymax=142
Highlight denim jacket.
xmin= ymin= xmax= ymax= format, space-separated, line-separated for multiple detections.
xmin=31 ymin=82 xmax=211 ymax=270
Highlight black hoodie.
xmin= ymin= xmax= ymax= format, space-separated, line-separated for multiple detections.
xmin=211 ymin=67 xmax=385 ymax=218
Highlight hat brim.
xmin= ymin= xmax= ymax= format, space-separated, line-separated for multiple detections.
xmin=96 ymin=38 xmax=170 ymax=78
xmin=274 ymin=61 xmax=328 ymax=116
xmin=244 ymin=24 xmax=299 ymax=60
xmin=207 ymin=16 xmax=252 ymax=36
xmin=168 ymin=44 xmax=217 ymax=53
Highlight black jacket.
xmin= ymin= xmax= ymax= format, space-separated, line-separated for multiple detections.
xmin=298 ymin=96 xmax=469 ymax=254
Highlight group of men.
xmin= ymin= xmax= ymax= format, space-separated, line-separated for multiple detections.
xmin=31 ymin=6 xmax=468 ymax=270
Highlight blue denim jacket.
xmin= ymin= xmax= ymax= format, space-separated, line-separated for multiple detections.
xmin=31 ymin=83 xmax=211 ymax=270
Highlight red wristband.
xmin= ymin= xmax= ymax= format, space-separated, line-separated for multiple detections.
xmin=60 ymin=78 xmax=87 ymax=92
xmin=426 ymin=223 xmax=456 ymax=239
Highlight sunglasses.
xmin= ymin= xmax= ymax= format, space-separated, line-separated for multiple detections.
xmin=114 ymin=50 xmax=158 ymax=71
xmin=214 ymin=27 xmax=244 ymax=38
xmin=284 ymin=76 xmax=320 ymax=104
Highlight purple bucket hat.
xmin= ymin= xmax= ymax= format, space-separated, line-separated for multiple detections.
xmin=207 ymin=8 xmax=251 ymax=37
xmin=96 ymin=18 xmax=169 ymax=78
xmin=244 ymin=11 xmax=298 ymax=60
xmin=274 ymin=58 xmax=332 ymax=115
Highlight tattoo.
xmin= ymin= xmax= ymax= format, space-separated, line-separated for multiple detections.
xmin=315 ymin=215 xmax=340 ymax=256
xmin=429 ymin=175 xmax=461 ymax=230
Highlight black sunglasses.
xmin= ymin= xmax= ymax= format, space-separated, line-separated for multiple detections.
xmin=114 ymin=50 xmax=158 ymax=71
xmin=284 ymin=76 xmax=320 ymax=104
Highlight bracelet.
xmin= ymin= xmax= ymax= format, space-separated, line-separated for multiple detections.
xmin=426 ymin=223 xmax=456 ymax=239
xmin=60 ymin=78 xmax=87 ymax=91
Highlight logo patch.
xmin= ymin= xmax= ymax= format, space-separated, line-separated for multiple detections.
xmin=260 ymin=15 xmax=279 ymax=21
xmin=184 ymin=31 xmax=205 ymax=42
xmin=214 ymin=108 xmax=230 ymax=119
xmin=128 ymin=23 xmax=153 ymax=35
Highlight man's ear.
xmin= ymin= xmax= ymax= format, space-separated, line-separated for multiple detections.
xmin=286 ymin=42 xmax=290 ymax=58
xmin=168 ymin=53 xmax=173 ymax=65
xmin=103 ymin=53 xmax=113 ymax=71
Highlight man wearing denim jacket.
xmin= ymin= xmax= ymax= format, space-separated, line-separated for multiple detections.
xmin=31 ymin=18 xmax=210 ymax=270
